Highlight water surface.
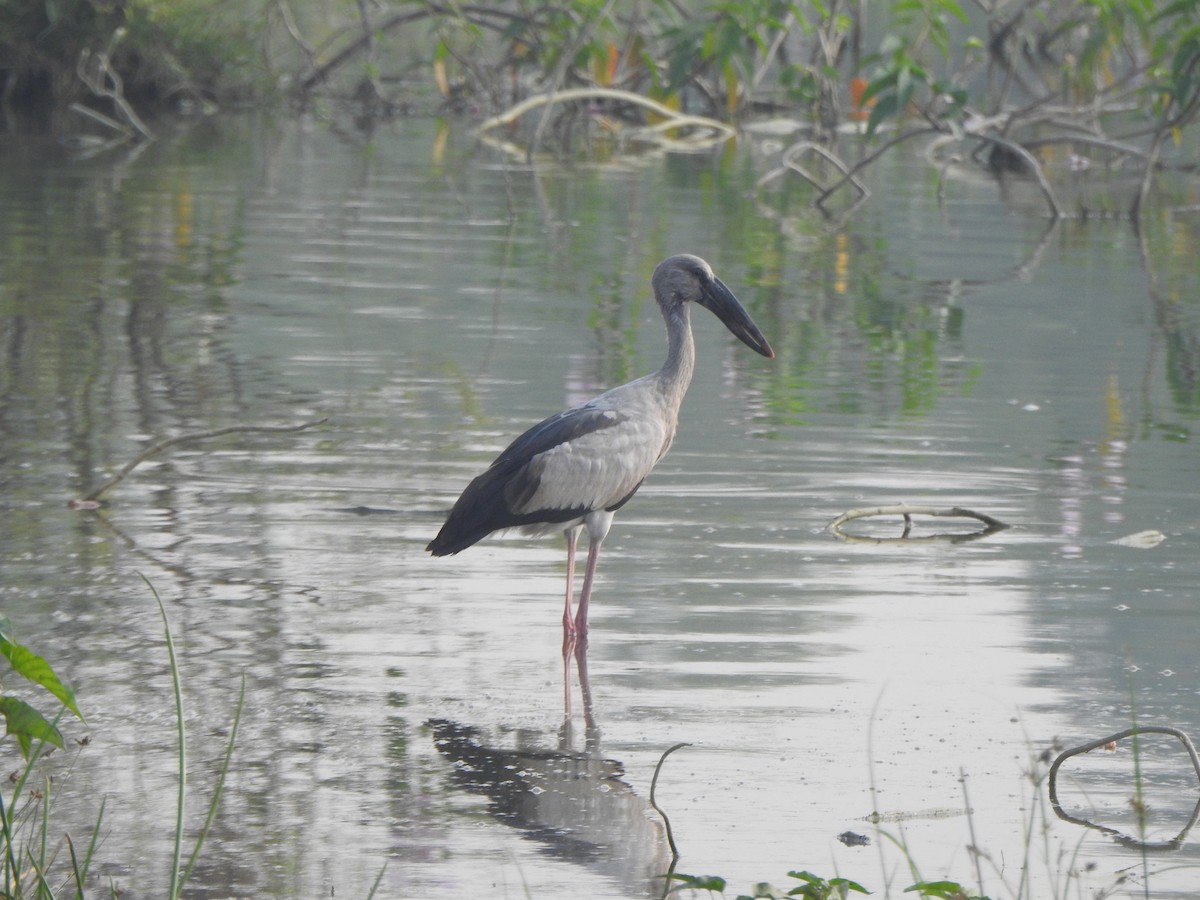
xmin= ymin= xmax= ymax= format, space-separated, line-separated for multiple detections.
xmin=1 ymin=115 xmax=1199 ymax=898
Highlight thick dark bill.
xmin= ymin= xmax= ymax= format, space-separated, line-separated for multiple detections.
xmin=699 ymin=276 xmax=775 ymax=359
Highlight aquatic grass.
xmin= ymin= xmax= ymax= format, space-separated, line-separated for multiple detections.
xmin=145 ymin=577 xmax=246 ymax=900
xmin=0 ymin=619 xmax=90 ymax=898
xmin=157 ymin=583 xmax=187 ymax=900
xmin=364 ymin=861 xmax=389 ymax=899
xmin=65 ymin=797 xmax=105 ymax=897
xmin=0 ymin=747 xmax=98 ymax=896
xmin=666 ymin=763 xmax=1181 ymax=900
xmin=668 ymin=869 xmax=869 ymax=899
xmin=0 ymin=583 xmax=246 ymax=899
xmin=667 ymin=706 xmax=1196 ymax=900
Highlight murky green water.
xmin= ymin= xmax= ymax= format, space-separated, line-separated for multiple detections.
xmin=2 ymin=114 xmax=1200 ymax=898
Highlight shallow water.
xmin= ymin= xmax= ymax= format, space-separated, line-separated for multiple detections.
xmin=2 ymin=114 xmax=1200 ymax=898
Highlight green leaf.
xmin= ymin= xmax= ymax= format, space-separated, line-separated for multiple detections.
xmin=745 ymin=882 xmax=781 ymax=899
xmin=941 ymin=0 xmax=970 ymax=25
xmin=866 ymin=92 xmax=900 ymax=136
xmin=0 ymin=631 xmax=84 ymax=722
xmin=1170 ymin=29 xmax=1200 ymax=79
xmin=905 ymin=881 xmax=975 ymax=898
xmin=0 ymin=696 xmax=65 ymax=757
xmin=828 ymin=877 xmax=871 ymax=895
xmin=787 ymin=871 xmax=822 ymax=885
xmin=858 ymin=70 xmax=896 ymax=107
xmin=1151 ymin=0 xmax=1199 ymax=25
xmin=669 ymin=872 xmax=728 ymax=892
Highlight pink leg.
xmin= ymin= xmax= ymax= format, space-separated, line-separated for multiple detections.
xmin=573 ymin=638 xmax=596 ymax=733
xmin=561 ymin=636 xmax=593 ymax=730
xmin=573 ymin=536 xmax=604 ymax=639
xmin=562 ymin=630 xmax=576 ymax=718
xmin=562 ymin=526 xmax=580 ymax=635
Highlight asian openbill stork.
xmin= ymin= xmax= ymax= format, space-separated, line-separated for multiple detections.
xmin=427 ymin=254 xmax=774 ymax=638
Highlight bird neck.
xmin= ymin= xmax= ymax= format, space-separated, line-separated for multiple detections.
xmin=657 ymin=302 xmax=696 ymax=409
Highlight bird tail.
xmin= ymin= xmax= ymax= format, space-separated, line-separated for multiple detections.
xmin=426 ymin=518 xmax=485 ymax=556
xmin=426 ymin=473 xmax=507 ymax=556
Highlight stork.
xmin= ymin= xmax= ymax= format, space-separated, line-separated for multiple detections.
xmin=427 ymin=254 xmax=774 ymax=638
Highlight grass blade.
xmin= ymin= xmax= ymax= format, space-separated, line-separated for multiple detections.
xmin=68 ymin=795 xmax=105 ymax=899
xmin=25 ymin=846 xmax=54 ymax=899
xmin=179 ymin=675 xmax=245 ymax=891
xmin=365 ymin=861 xmax=388 ymax=899
xmin=0 ymin=788 xmax=19 ymax=896
xmin=145 ymin=579 xmax=186 ymax=900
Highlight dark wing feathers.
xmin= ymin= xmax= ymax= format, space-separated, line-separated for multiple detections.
xmin=426 ymin=406 xmax=627 ymax=556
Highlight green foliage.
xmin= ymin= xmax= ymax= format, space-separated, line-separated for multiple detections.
xmin=905 ymin=881 xmax=989 ymax=899
xmin=669 ymin=872 xmax=729 ymax=893
xmin=0 ymin=616 xmax=92 ymax=897
xmin=1148 ymin=0 xmax=1200 ymax=125
xmin=786 ymin=870 xmax=870 ymax=899
xmin=0 ymin=617 xmax=82 ymax=760
xmin=669 ymin=867 xmax=1003 ymax=899
xmin=672 ymin=868 xmax=871 ymax=899
xmin=860 ymin=0 xmax=1200 ymax=137
xmin=123 ymin=0 xmax=267 ymax=100
xmin=144 ymin=580 xmax=245 ymax=900
xmin=860 ymin=0 xmax=970 ymax=136
xmin=0 ymin=596 xmax=242 ymax=898
xmin=419 ymin=0 xmax=850 ymax=121
xmin=5 ymin=0 xmax=1199 ymax=161
xmin=0 ymin=0 xmax=270 ymax=108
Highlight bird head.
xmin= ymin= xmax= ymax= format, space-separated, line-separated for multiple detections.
xmin=653 ymin=255 xmax=775 ymax=359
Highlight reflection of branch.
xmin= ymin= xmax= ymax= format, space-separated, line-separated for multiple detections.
xmin=757 ymin=141 xmax=870 ymax=215
xmin=74 ymin=418 xmax=327 ymax=504
xmin=814 ymin=126 xmax=935 ymax=210
xmin=1048 ymin=725 xmax=1200 ymax=851
xmin=815 ymin=117 xmax=1063 ymax=219
xmin=828 ymin=505 xmax=1009 ymax=543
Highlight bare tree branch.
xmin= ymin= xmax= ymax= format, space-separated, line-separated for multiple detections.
xmin=73 ymin=418 xmax=328 ymax=505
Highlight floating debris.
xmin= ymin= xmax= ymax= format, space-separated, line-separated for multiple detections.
xmin=837 ymin=830 xmax=870 ymax=847
xmin=1110 ymin=529 xmax=1166 ymax=549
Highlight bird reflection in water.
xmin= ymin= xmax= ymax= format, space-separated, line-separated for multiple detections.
xmin=429 ymin=639 xmax=669 ymax=895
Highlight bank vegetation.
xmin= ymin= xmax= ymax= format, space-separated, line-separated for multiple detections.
xmin=3 ymin=2 xmax=1199 ymax=209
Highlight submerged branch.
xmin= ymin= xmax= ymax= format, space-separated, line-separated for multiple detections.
xmin=1050 ymin=726 xmax=1200 ymax=780
xmin=649 ymin=742 xmax=690 ymax=862
xmin=830 ymin=504 xmax=1008 ymax=530
xmin=1048 ymin=725 xmax=1200 ymax=850
xmin=74 ymin=418 xmax=328 ymax=505
xmin=478 ymin=87 xmax=735 ymax=150
xmin=828 ymin=505 xmax=1010 ymax=544
xmin=814 ymin=126 xmax=935 ymax=211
